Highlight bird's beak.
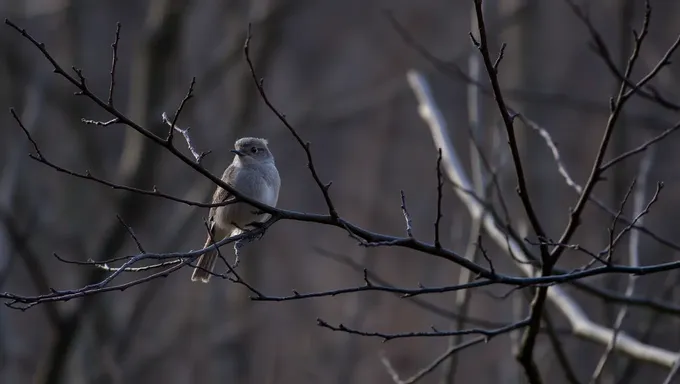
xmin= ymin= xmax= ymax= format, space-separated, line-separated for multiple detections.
xmin=231 ymin=149 xmax=245 ymax=156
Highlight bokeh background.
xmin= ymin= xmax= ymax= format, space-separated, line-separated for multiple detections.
xmin=2 ymin=0 xmax=680 ymax=383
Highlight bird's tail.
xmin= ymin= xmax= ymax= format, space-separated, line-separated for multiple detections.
xmin=191 ymin=248 xmax=218 ymax=283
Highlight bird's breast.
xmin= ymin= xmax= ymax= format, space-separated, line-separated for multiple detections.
xmin=258 ymin=180 xmax=279 ymax=206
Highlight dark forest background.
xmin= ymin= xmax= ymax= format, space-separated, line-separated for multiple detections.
xmin=2 ymin=1 xmax=680 ymax=383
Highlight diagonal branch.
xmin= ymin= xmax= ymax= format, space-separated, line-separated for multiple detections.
xmin=471 ymin=0 xmax=548 ymax=260
xmin=380 ymin=337 xmax=486 ymax=384
xmin=243 ymin=24 xmax=337 ymax=218
xmin=407 ymin=68 xmax=680 ymax=369
xmin=3 ymin=19 xmax=510 ymax=294
xmin=590 ymin=145 xmax=654 ymax=383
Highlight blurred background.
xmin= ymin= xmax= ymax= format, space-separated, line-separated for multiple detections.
xmin=2 ymin=0 xmax=680 ymax=383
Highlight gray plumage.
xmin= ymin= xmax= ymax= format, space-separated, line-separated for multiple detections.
xmin=191 ymin=137 xmax=280 ymax=283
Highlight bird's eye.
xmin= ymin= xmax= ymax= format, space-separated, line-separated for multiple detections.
xmin=251 ymin=147 xmax=258 ymax=154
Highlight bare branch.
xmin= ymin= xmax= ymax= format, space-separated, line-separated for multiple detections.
xmin=565 ymin=0 xmax=680 ymax=114
xmin=317 ymin=317 xmax=528 ymax=341
xmin=407 ymin=68 xmax=680 ymax=368
xmin=493 ymin=42 xmax=507 ymax=72
xmin=590 ymin=146 xmax=655 ymax=382
xmin=552 ymin=0 xmax=679 ymax=260
xmin=244 ymin=23 xmax=338 ymax=218
xmin=601 ymin=122 xmax=680 ymax=172
xmin=380 ymin=337 xmax=486 ymax=384
xmin=107 ymin=22 xmax=121 ymax=107
xmin=9 ymin=108 xmax=42 ymax=159
xmin=471 ymin=0 xmax=549 ymax=261
xmin=434 ymin=148 xmax=444 ymax=248
xmin=164 ymin=77 xmax=195 ymax=144
xmin=606 ymin=179 xmax=637 ymax=264
xmin=14 ymin=113 xmax=224 ymax=208
xmin=524 ymin=113 xmax=680 ymax=253
xmin=399 ymin=190 xmax=413 ymax=238
xmin=161 ymin=111 xmax=210 ymax=164
xmin=116 ymin=215 xmax=146 ymax=254
xmin=1 ymin=224 xmax=268 ymax=309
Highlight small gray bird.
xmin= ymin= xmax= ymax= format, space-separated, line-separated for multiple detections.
xmin=191 ymin=137 xmax=280 ymax=283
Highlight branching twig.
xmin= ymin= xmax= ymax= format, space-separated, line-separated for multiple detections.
xmin=380 ymin=337 xmax=486 ymax=384
xmin=600 ymin=122 xmax=680 ymax=172
xmin=14 ymin=113 xmax=223 ymax=207
xmin=161 ymin=111 xmax=210 ymax=164
xmin=564 ymin=0 xmax=680 ymax=113
xmin=590 ymin=146 xmax=654 ymax=383
xmin=1 ymin=223 xmax=270 ymax=309
xmin=407 ymin=68 xmax=680 ymax=368
xmin=525 ymin=113 xmax=680 ymax=253
xmin=94 ymin=260 xmax=182 ymax=273
xmin=606 ymin=179 xmax=637 ymax=264
xmin=513 ymin=2 xmax=676 ymax=378
xmin=4 ymin=18 xmax=275 ymax=218
xmin=476 ymin=235 xmax=495 ymax=276
xmin=164 ymin=77 xmax=195 ymax=144
xmin=552 ymin=0 xmax=677 ymax=262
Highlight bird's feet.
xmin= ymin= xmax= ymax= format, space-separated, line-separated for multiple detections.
xmin=232 ymin=239 xmax=243 ymax=269
xmin=231 ymin=230 xmax=262 ymax=268
xmin=244 ymin=220 xmax=268 ymax=242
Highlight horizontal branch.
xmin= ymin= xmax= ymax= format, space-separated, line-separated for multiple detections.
xmin=316 ymin=317 xmax=529 ymax=341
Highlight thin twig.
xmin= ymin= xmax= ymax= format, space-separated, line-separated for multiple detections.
xmin=244 ymin=24 xmax=337 ymax=218
xmin=400 ymin=190 xmax=413 ymax=238
xmin=81 ymin=117 xmax=120 ymax=126
xmin=434 ymin=148 xmax=443 ymax=248
xmin=524 ymin=112 xmax=680 ymax=253
xmin=662 ymin=360 xmax=680 ymax=384
xmin=17 ymin=116 xmax=223 ymax=207
xmin=492 ymin=42 xmax=507 ymax=72
xmin=94 ymin=260 xmax=182 ymax=273
xmin=600 ymin=122 xmax=680 ymax=171
xmin=380 ymin=337 xmax=487 ymax=384
xmin=590 ymin=147 xmax=654 ymax=383
xmin=564 ymin=0 xmax=680 ymax=113
xmin=107 ymin=22 xmax=121 ymax=107
xmin=477 ymin=235 xmax=495 ymax=276
xmin=551 ymin=0 xmax=654 ymax=260
xmin=317 ymin=317 xmax=529 ymax=341
xmin=160 ymin=112 xmax=210 ymax=164
xmin=606 ymin=179 xmax=637 ymax=264
xmin=116 ymin=215 xmax=146 ymax=254
xmin=471 ymin=0 xmax=549 ymax=260
xmin=165 ymin=77 xmax=195 ymax=144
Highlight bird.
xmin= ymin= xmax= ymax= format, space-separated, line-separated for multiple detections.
xmin=191 ymin=137 xmax=280 ymax=283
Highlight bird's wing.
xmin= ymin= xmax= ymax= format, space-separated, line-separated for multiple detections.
xmin=204 ymin=164 xmax=238 ymax=243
